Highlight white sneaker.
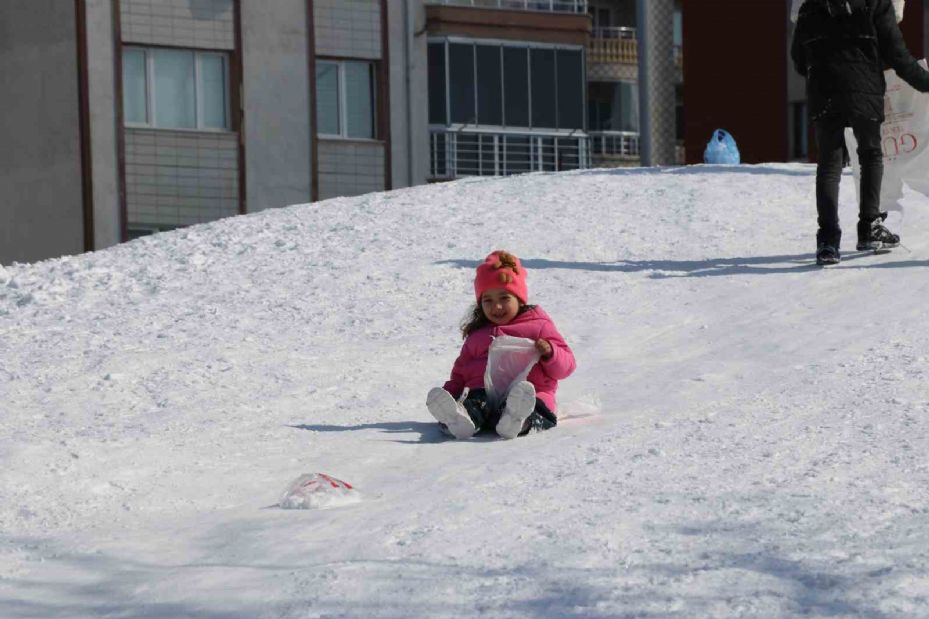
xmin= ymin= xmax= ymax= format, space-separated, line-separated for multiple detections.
xmin=426 ymin=388 xmax=476 ymax=439
xmin=496 ymin=381 xmax=536 ymax=440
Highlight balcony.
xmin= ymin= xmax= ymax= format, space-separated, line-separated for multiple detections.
xmin=429 ymin=126 xmax=590 ymax=180
xmin=589 ymin=130 xmax=640 ymax=165
xmin=587 ymin=27 xmax=683 ymax=68
xmin=588 ymin=131 xmax=687 ymax=166
xmin=426 ymin=0 xmax=588 ymax=13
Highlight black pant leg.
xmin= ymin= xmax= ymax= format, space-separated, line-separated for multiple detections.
xmin=814 ymin=115 xmax=846 ymax=247
xmin=518 ymin=399 xmax=558 ymax=437
xmin=463 ymin=389 xmax=493 ymax=432
xmin=851 ymin=117 xmax=884 ymax=224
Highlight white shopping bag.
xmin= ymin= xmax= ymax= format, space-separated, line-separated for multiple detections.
xmin=845 ymin=59 xmax=929 ymax=215
xmin=483 ymin=336 xmax=540 ymax=412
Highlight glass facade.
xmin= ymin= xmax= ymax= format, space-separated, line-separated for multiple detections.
xmin=428 ymin=39 xmax=586 ymax=131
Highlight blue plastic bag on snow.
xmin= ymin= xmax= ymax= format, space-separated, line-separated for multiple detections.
xmin=703 ymin=129 xmax=741 ymax=165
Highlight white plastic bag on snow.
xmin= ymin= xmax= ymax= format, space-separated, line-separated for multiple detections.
xmin=483 ymin=335 xmax=541 ymax=412
xmin=845 ymin=59 xmax=929 ymax=217
xmin=279 ymin=472 xmax=360 ymax=510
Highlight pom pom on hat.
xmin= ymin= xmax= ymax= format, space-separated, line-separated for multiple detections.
xmin=473 ymin=250 xmax=528 ymax=304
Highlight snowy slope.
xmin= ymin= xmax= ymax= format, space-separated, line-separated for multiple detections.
xmin=4 ymin=164 xmax=929 ymax=618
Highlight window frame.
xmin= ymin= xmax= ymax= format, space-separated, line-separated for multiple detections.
xmin=123 ymin=45 xmax=232 ymax=133
xmin=316 ymin=59 xmax=378 ymax=141
xmin=427 ymin=36 xmax=587 ymax=132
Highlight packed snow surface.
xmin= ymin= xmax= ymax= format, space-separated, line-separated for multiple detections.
xmin=4 ymin=164 xmax=929 ymax=618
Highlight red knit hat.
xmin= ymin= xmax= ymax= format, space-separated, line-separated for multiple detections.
xmin=473 ymin=250 xmax=528 ymax=304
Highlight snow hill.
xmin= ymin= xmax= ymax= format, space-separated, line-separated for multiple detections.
xmin=3 ymin=164 xmax=929 ymax=618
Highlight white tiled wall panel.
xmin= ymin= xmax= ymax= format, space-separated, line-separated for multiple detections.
xmin=318 ymin=140 xmax=385 ymax=200
xmin=120 ymin=0 xmax=235 ymax=50
xmin=314 ymin=0 xmax=381 ymax=60
xmin=125 ymin=129 xmax=239 ymax=228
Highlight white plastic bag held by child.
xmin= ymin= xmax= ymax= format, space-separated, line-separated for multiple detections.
xmin=483 ymin=335 xmax=541 ymax=413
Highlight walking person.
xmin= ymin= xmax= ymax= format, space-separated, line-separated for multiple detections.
xmin=792 ymin=0 xmax=929 ymax=265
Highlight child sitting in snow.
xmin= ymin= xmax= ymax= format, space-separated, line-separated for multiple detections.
xmin=426 ymin=250 xmax=576 ymax=440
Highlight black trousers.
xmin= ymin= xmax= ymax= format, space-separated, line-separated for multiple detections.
xmin=463 ymin=388 xmax=557 ymax=437
xmin=814 ymin=114 xmax=884 ymax=247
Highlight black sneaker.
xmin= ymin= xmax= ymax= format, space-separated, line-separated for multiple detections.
xmin=857 ymin=213 xmax=900 ymax=250
xmin=816 ymin=243 xmax=840 ymax=265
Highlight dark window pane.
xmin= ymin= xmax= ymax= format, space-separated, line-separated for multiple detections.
xmin=428 ymin=43 xmax=447 ymax=125
xmin=476 ymin=45 xmax=502 ymax=126
xmin=616 ymin=81 xmax=638 ymax=131
xmin=448 ymin=43 xmax=475 ymax=124
xmin=316 ymin=62 xmax=340 ymax=135
xmin=123 ymin=49 xmax=147 ymax=124
xmin=344 ymin=62 xmax=374 ymax=138
xmin=503 ymin=47 xmax=529 ymax=127
xmin=556 ymin=49 xmax=584 ymax=130
xmin=530 ymin=48 xmax=556 ymax=128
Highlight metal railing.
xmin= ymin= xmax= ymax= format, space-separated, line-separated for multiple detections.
xmin=592 ymin=26 xmax=637 ymax=40
xmin=426 ymin=0 xmax=588 ymax=13
xmin=589 ymin=130 xmax=640 ymax=160
xmin=429 ymin=126 xmax=590 ymax=179
xmin=588 ymin=27 xmax=683 ymax=67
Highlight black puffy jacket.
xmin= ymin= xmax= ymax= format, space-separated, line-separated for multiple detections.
xmin=791 ymin=0 xmax=929 ymax=121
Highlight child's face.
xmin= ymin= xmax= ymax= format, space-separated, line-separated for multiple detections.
xmin=480 ymin=288 xmax=521 ymax=325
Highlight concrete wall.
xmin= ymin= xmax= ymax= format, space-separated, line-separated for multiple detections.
xmin=0 ymin=0 xmax=84 ymax=265
xmin=87 ymin=0 xmax=122 ymax=249
xmin=387 ymin=0 xmax=429 ymax=190
xmin=314 ymin=0 xmax=381 ymax=59
xmin=241 ymin=0 xmax=313 ymax=211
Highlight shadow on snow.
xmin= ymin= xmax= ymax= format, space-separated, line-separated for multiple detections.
xmin=437 ymin=252 xmax=929 ymax=278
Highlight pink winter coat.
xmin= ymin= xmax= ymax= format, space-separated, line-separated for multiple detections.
xmin=443 ymin=306 xmax=576 ymax=414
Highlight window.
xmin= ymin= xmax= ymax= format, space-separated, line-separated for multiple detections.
xmin=122 ymin=47 xmax=230 ymax=130
xmin=448 ymin=44 xmax=475 ymax=125
xmin=588 ymin=81 xmax=638 ymax=132
xmin=316 ymin=60 xmax=376 ymax=139
xmin=530 ymin=48 xmax=556 ymax=128
xmin=503 ymin=47 xmax=529 ymax=127
xmin=428 ymin=43 xmax=447 ymax=125
xmin=427 ymin=39 xmax=586 ymax=131
xmin=476 ymin=45 xmax=502 ymax=126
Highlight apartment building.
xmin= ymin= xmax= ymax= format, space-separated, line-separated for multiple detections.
xmin=1 ymin=0 xmax=686 ymax=265
xmin=0 ymin=0 xmax=428 ymax=264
